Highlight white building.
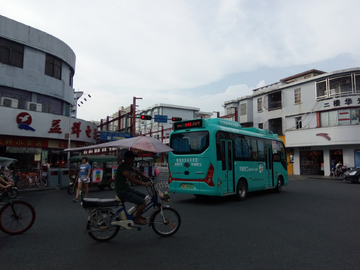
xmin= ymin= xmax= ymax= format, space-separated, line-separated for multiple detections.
xmin=0 ymin=15 xmax=97 ymax=169
xmin=136 ymin=103 xmax=212 ymax=144
xmin=223 ymin=68 xmax=360 ymax=176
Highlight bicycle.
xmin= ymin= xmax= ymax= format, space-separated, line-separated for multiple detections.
xmin=36 ymin=170 xmax=48 ymax=188
xmin=81 ymin=177 xmax=181 ymax=242
xmin=0 ymin=188 xmax=36 ymax=235
xmin=16 ymin=171 xmax=47 ymax=189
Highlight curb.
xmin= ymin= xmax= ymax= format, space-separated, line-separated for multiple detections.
xmin=289 ymin=175 xmax=344 ymax=181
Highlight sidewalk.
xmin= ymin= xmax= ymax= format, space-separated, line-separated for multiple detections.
xmin=289 ymin=174 xmax=343 ymax=180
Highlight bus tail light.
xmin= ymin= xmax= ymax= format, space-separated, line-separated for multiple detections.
xmin=205 ymin=163 xmax=215 ymax=187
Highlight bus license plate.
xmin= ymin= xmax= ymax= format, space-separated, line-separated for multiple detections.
xmin=182 ymin=184 xmax=194 ymax=189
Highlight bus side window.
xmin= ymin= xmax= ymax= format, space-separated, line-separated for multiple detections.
xmin=258 ymin=140 xmax=265 ymax=161
xmin=234 ymin=137 xmax=243 ymax=158
xmin=250 ymin=139 xmax=258 ymax=161
xmin=221 ymin=140 xmax=226 ymax=170
xmin=243 ymin=138 xmax=250 ymax=159
xmin=228 ymin=141 xmax=232 ymax=170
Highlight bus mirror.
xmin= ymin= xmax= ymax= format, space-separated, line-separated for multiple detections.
xmin=290 ymin=155 xmax=294 ymax=163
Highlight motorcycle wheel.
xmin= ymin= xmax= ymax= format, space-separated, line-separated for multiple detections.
xmin=67 ymin=184 xmax=76 ymax=194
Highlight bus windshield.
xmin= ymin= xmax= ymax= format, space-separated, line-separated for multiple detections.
xmin=170 ymin=131 xmax=209 ymax=154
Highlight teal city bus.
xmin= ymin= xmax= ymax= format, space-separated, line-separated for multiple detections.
xmin=168 ymin=118 xmax=288 ymax=200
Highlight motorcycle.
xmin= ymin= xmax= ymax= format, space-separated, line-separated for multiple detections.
xmin=335 ymin=165 xmax=347 ymax=177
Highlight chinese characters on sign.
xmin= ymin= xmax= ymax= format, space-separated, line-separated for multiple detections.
xmin=85 ymin=125 xmax=92 ymax=138
xmin=45 ymin=119 xmax=96 ymax=139
xmin=48 ymin=120 xmax=62 ymax=134
xmin=333 ymin=97 xmax=360 ymax=107
xmin=0 ymin=137 xmax=48 ymax=148
xmin=71 ymin=122 xmax=81 ymax=138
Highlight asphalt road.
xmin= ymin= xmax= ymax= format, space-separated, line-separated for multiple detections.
xmin=1 ymin=177 xmax=360 ymax=270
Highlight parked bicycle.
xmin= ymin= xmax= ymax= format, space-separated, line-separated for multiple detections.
xmin=81 ymin=177 xmax=181 ymax=242
xmin=0 ymin=188 xmax=36 ymax=235
xmin=16 ymin=170 xmax=47 ymax=189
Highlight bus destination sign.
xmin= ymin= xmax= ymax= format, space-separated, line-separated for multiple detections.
xmin=174 ymin=119 xmax=203 ymax=130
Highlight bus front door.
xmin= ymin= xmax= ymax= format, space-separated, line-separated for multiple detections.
xmin=220 ymin=139 xmax=234 ymax=193
xmin=265 ymin=145 xmax=274 ymax=187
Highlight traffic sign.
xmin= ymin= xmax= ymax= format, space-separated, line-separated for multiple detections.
xmin=99 ymin=131 xmax=132 ymax=141
xmin=154 ymin=115 xmax=168 ymax=123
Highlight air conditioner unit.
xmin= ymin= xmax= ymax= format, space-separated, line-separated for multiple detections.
xmin=1 ymin=97 xmax=18 ymax=108
xmin=26 ymin=102 xmax=42 ymax=112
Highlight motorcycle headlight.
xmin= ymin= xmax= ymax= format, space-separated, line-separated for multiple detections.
xmin=349 ymin=171 xmax=357 ymax=176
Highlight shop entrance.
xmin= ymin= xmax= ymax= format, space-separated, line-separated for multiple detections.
xmin=330 ymin=150 xmax=343 ymax=169
xmin=300 ymin=150 xmax=324 ymax=175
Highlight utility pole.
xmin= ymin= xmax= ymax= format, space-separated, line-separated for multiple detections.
xmin=132 ymin=97 xmax=142 ymax=137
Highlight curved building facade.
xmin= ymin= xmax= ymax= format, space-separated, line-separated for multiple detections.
xmin=0 ymin=15 xmax=96 ymax=169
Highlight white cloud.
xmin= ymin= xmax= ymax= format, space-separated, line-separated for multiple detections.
xmin=1 ymin=0 xmax=360 ymax=121
xmin=256 ymin=80 xmax=266 ymax=88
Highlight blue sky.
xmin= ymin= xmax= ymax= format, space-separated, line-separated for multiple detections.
xmin=1 ymin=0 xmax=359 ymax=121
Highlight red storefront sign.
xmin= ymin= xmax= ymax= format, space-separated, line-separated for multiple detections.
xmin=0 ymin=136 xmax=48 ymax=148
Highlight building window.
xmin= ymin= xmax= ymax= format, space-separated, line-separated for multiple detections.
xmin=294 ymin=88 xmax=301 ymax=104
xmin=295 ymin=116 xmax=302 ymax=129
xmin=0 ymin=37 xmax=24 ymax=68
xmin=317 ymin=74 xmax=355 ymax=99
xmin=268 ymin=118 xmax=282 ymax=135
xmin=45 ymin=54 xmax=62 ymax=80
xmin=355 ymin=74 xmax=360 ymax=93
xmin=257 ymin=98 xmax=262 ymax=111
xmin=240 ymin=104 xmax=246 ymax=116
xmin=268 ymin=92 xmax=282 ymax=110
xmin=258 ymin=123 xmax=263 ymax=129
xmin=69 ymin=70 xmax=74 ymax=87
xmin=329 ymin=75 xmax=352 ymax=96
xmin=321 ymin=108 xmax=360 ymax=127
xmin=316 ymin=80 xmax=327 ymax=97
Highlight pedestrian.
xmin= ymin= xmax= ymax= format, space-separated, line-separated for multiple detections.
xmin=42 ymin=159 xmax=50 ymax=179
xmin=73 ymin=157 xmax=91 ymax=202
xmin=335 ymin=161 xmax=342 ymax=176
xmin=330 ymin=159 xmax=336 ymax=176
xmin=0 ymin=175 xmax=12 ymax=189
xmin=0 ymin=166 xmax=14 ymax=185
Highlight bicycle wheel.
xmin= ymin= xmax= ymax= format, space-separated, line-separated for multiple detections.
xmin=16 ymin=178 xmax=28 ymax=189
xmin=0 ymin=201 xmax=36 ymax=235
xmin=151 ymin=207 xmax=181 ymax=237
xmin=35 ymin=177 xmax=47 ymax=188
xmin=86 ymin=209 xmax=120 ymax=242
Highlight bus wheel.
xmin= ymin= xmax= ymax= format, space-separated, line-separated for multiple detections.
xmin=236 ymin=180 xmax=247 ymax=201
xmin=275 ymin=177 xmax=283 ymax=193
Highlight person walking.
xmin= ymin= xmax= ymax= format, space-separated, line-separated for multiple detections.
xmin=73 ymin=157 xmax=91 ymax=202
